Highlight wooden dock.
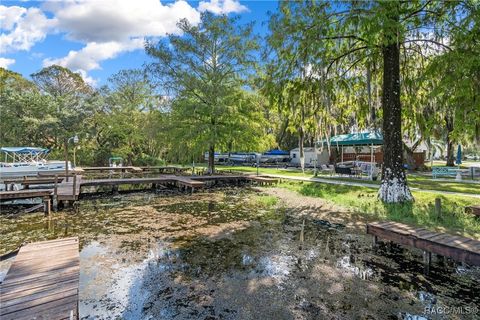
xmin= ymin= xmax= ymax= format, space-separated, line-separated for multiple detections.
xmin=141 ymin=166 xmax=191 ymax=174
xmin=247 ymin=175 xmax=279 ymax=185
xmin=79 ymin=166 xmax=142 ymax=172
xmin=3 ymin=177 xmax=64 ymax=191
xmin=0 ymin=173 xmax=254 ymax=207
xmin=466 ymin=205 xmax=480 ymax=217
xmin=0 ymin=237 xmax=80 ymax=320
xmin=367 ymin=221 xmax=480 ymax=267
xmin=56 ymin=175 xmax=82 ymax=201
xmin=0 ymin=189 xmax=52 ymax=201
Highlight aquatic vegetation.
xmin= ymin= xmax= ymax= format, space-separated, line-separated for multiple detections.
xmin=0 ymin=188 xmax=478 ymax=319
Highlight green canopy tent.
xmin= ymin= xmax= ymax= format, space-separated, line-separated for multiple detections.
xmin=317 ymin=131 xmax=383 ymax=164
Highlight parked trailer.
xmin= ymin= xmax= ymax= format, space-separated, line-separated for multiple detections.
xmin=229 ymin=153 xmax=258 ymax=165
xmin=260 ymin=150 xmax=290 ymax=164
xmin=204 ymin=152 xmax=230 ymax=163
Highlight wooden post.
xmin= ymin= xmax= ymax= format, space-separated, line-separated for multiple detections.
xmin=423 ymin=251 xmax=431 ymax=274
xmin=435 ymin=198 xmax=441 ymax=219
xmin=43 ymin=197 xmax=51 ymax=216
xmin=64 ymin=138 xmax=69 ymax=182
xmin=73 ymin=174 xmax=77 ymax=201
xmin=53 ymin=175 xmax=58 ymax=211
xmin=372 ymin=235 xmax=378 ymax=247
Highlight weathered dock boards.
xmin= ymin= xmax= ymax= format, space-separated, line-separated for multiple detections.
xmin=367 ymin=221 xmax=480 ymax=266
xmin=192 ymin=175 xmax=247 ymax=182
xmin=246 ymin=176 xmax=279 ymax=185
xmin=174 ymin=176 xmax=205 ymax=191
xmin=81 ymin=176 xmax=205 ymax=192
xmin=466 ymin=205 xmax=480 ymax=217
xmin=0 ymin=189 xmax=52 ymax=201
xmin=79 ymin=166 xmax=142 ymax=172
xmin=81 ymin=176 xmax=172 ymax=187
xmin=0 ymin=237 xmax=80 ymax=320
xmin=141 ymin=166 xmax=190 ymax=174
xmin=56 ymin=175 xmax=82 ymax=201
xmin=3 ymin=177 xmax=64 ymax=191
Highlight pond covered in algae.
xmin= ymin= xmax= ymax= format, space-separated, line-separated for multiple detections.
xmin=0 ymin=188 xmax=479 ymax=319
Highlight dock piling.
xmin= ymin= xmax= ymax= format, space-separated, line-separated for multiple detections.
xmin=435 ymin=198 xmax=441 ymax=219
xmin=43 ymin=196 xmax=51 ymax=216
xmin=423 ymin=251 xmax=431 ymax=274
xmin=53 ymin=175 xmax=58 ymax=211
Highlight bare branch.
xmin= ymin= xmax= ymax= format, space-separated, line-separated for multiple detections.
xmin=404 ymin=39 xmax=452 ymax=51
xmin=326 ymin=46 xmax=368 ymax=74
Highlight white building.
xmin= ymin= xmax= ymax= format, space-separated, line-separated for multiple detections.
xmin=289 ymin=147 xmax=329 ymax=167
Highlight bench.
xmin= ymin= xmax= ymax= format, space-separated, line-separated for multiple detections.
xmin=335 ymin=166 xmax=353 ymax=176
xmin=432 ymin=167 xmax=468 ymax=179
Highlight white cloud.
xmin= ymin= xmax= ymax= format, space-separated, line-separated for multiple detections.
xmin=198 ymin=0 xmax=248 ymax=14
xmin=43 ymin=39 xmax=145 ymax=71
xmin=49 ymin=0 xmax=201 ymax=43
xmin=41 ymin=0 xmax=204 ymax=74
xmin=2 ymin=0 xmax=249 ymax=81
xmin=0 ymin=57 xmax=15 ymax=68
xmin=76 ymin=69 xmax=98 ymax=87
xmin=0 ymin=5 xmax=56 ymax=54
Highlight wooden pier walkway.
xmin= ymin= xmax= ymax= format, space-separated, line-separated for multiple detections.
xmin=0 ymin=189 xmax=52 ymax=201
xmin=246 ymin=175 xmax=279 ymax=185
xmin=0 ymin=237 xmax=80 ymax=320
xmin=0 ymin=173 xmax=258 ymax=206
xmin=3 ymin=177 xmax=64 ymax=191
xmin=367 ymin=221 xmax=480 ymax=266
xmin=79 ymin=166 xmax=142 ymax=172
xmin=56 ymin=175 xmax=82 ymax=201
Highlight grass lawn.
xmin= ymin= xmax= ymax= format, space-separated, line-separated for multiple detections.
xmin=426 ymin=160 xmax=480 ymax=169
xmin=278 ymin=180 xmax=480 ymax=239
xmin=215 ymin=165 xmax=480 ymax=195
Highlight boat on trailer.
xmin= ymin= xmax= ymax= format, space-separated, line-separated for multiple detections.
xmin=0 ymin=147 xmax=72 ymax=179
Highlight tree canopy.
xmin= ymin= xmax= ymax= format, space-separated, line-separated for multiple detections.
xmin=1 ymin=1 xmax=478 ymax=204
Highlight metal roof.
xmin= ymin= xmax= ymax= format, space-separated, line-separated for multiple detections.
xmin=264 ymin=149 xmax=289 ymax=155
xmin=318 ymin=132 xmax=383 ymax=146
xmin=0 ymin=147 xmax=50 ymax=154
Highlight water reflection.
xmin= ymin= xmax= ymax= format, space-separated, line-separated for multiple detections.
xmin=0 ymin=188 xmax=478 ymax=319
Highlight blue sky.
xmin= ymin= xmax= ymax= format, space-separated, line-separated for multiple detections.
xmin=0 ymin=0 xmax=278 ymax=86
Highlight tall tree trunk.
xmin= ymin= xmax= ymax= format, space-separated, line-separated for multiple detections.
xmin=298 ymin=127 xmax=305 ymax=172
xmin=445 ymin=115 xmax=455 ymax=166
xmin=208 ymin=144 xmax=215 ymax=174
xmin=378 ymin=41 xmax=413 ymax=203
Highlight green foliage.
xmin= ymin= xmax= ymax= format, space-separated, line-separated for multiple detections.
xmin=146 ymin=12 xmax=272 ymax=170
xmin=281 ymin=180 xmax=480 ymax=238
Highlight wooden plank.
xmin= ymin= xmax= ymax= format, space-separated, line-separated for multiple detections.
xmin=0 ymin=274 xmax=79 ymax=296
xmin=466 ymin=205 xmax=480 ymax=216
xmin=17 ymin=239 xmax=78 ymax=253
xmin=1 ymin=280 xmax=78 ymax=308
xmin=0 ymin=266 xmax=79 ymax=289
xmin=0 ymin=293 xmax=78 ymax=320
xmin=0 ymin=189 xmax=52 ymax=200
xmin=0 ymin=237 xmax=79 ymax=320
xmin=367 ymin=222 xmax=480 ymax=266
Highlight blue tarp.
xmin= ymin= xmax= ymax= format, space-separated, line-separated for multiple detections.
xmin=264 ymin=149 xmax=289 ymax=155
xmin=0 ymin=147 xmax=49 ymax=154
xmin=318 ymin=132 xmax=383 ymax=146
